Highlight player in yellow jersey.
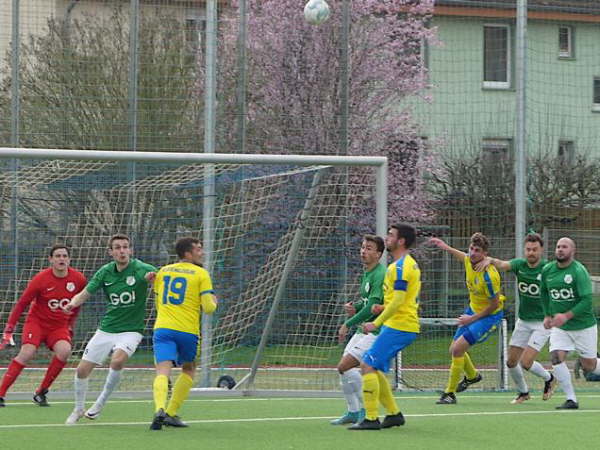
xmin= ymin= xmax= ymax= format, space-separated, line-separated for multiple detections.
xmin=349 ymin=224 xmax=421 ymax=431
xmin=429 ymin=232 xmax=504 ymax=404
xmin=149 ymin=237 xmax=217 ymax=430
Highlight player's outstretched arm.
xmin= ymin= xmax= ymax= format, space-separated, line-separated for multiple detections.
xmin=458 ymin=293 xmax=500 ymax=326
xmin=65 ymin=289 xmax=91 ymax=311
xmin=428 ymin=237 xmax=466 ymax=262
xmin=0 ymin=280 xmax=39 ymax=349
xmin=474 ymin=257 xmax=511 ymax=273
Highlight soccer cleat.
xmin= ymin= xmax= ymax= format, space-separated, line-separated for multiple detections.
xmin=555 ymin=399 xmax=578 ymax=410
xmin=436 ymin=392 xmax=457 ymax=404
xmin=357 ymin=408 xmax=365 ymax=423
xmin=149 ymin=408 xmax=166 ymax=431
xmin=84 ymin=402 xmax=104 ymax=420
xmin=348 ymin=418 xmax=381 ymax=430
xmin=65 ymin=409 xmax=85 ymax=425
xmin=456 ymin=373 xmax=482 ymax=393
xmin=164 ymin=414 xmax=188 ymax=428
xmin=33 ymin=389 xmax=49 ymax=407
xmin=330 ymin=410 xmax=362 ymax=425
xmin=543 ymin=374 xmax=557 ymax=401
xmin=381 ymin=412 xmax=405 ymax=429
xmin=0 ymin=397 xmax=5 ymax=407
xmin=510 ymin=392 xmax=530 ymax=404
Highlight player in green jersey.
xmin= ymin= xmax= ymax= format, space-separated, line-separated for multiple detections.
xmin=64 ymin=234 xmax=157 ymax=424
xmin=541 ymin=237 xmax=600 ymax=409
xmin=330 ymin=235 xmax=385 ymax=425
xmin=476 ymin=233 xmax=556 ymax=404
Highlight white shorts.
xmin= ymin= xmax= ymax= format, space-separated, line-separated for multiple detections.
xmin=509 ymin=319 xmax=551 ymax=352
xmin=82 ymin=329 xmax=143 ymax=365
xmin=549 ymin=325 xmax=598 ymax=359
xmin=343 ymin=332 xmax=377 ymax=361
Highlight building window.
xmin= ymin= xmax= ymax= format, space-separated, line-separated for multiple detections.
xmin=594 ymin=78 xmax=600 ymax=112
xmin=483 ymin=24 xmax=510 ymax=89
xmin=558 ymin=140 xmax=575 ymax=165
xmin=185 ymin=8 xmax=206 ymax=57
xmin=558 ymin=26 xmax=573 ymax=58
xmin=482 ymin=139 xmax=512 ymax=167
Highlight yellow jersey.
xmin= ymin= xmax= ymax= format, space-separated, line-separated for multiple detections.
xmin=153 ymin=262 xmax=217 ymax=335
xmin=373 ymin=253 xmax=421 ymax=333
xmin=464 ymin=256 xmax=504 ymax=314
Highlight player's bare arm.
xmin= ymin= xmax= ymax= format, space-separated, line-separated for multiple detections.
xmin=371 ymin=304 xmax=384 ymax=315
xmin=550 ymin=311 xmax=574 ymax=328
xmin=474 ymin=257 xmax=511 ymax=272
xmin=457 ymin=294 xmax=500 ymax=326
xmin=338 ymin=323 xmax=349 ymax=343
xmin=65 ymin=288 xmax=91 ymax=311
xmin=343 ymin=302 xmax=356 ymax=316
xmin=428 ymin=237 xmax=466 ymax=262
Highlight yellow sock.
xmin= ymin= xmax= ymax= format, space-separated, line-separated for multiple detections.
xmin=375 ymin=371 xmax=399 ymax=415
xmin=166 ymin=372 xmax=194 ymax=417
xmin=445 ymin=356 xmax=465 ymax=393
xmin=362 ymin=372 xmax=380 ymax=420
xmin=153 ymin=374 xmax=169 ymax=413
xmin=463 ymin=352 xmax=478 ymax=380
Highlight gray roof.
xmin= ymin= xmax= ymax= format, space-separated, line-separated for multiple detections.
xmin=435 ymin=1 xmax=600 ymax=15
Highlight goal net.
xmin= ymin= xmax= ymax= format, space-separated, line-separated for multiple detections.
xmin=0 ymin=149 xmax=394 ymax=395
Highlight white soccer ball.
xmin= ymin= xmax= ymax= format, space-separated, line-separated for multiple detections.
xmin=304 ymin=0 xmax=331 ymax=26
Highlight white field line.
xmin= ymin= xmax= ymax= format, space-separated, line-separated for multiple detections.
xmin=2 ymin=409 xmax=600 ymax=429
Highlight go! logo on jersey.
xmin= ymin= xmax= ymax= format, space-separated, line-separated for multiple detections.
xmin=550 ymin=287 xmax=575 ymax=302
xmin=518 ymin=282 xmax=540 ymax=297
xmin=109 ymin=291 xmax=136 ymax=305
xmin=48 ymin=298 xmax=72 ymax=311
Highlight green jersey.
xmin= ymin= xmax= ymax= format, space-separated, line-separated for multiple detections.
xmin=87 ymin=258 xmax=157 ymax=334
xmin=540 ymin=259 xmax=596 ymax=331
xmin=345 ymin=263 xmax=385 ymax=335
xmin=509 ymin=258 xmax=548 ymax=321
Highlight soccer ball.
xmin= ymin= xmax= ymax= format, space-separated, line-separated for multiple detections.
xmin=304 ymin=0 xmax=331 ymax=26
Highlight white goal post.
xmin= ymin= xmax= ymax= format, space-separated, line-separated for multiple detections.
xmin=0 ymin=147 xmax=388 ymax=395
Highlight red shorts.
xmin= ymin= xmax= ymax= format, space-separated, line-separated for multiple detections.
xmin=21 ymin=319 xmax=72 ymax=350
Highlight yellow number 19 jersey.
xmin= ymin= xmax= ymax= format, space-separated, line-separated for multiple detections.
xmin=153 ymin=262 xmax=217 ymax=335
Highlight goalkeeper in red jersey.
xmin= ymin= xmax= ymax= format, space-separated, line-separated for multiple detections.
xmin=0 ymin=245 xmax=86 ymax=407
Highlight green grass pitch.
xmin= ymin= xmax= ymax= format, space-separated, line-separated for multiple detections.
xmin=0 ymin=392 xmax=597 ymax=450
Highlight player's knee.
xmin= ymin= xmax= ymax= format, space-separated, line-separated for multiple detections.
xmin=521 ymin=360 xmax=533 ymax=370
xmin=506 ymin=359 xmax=518 ymax=369
xmin=550 ymin=352 xmax=562 ymax=366
xmin=76 ymin=364 xmax=91 ymax=379
xmin=579 ymin=358 xmax=597 ymax=373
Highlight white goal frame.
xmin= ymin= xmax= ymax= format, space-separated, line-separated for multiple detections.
xmin=0 ymin=147 xmax=388 ymax=392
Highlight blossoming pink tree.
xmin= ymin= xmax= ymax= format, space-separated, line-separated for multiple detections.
xmin=216 ymin=0 xmax=438 ymax=224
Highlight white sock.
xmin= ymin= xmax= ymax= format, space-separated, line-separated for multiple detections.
xmin=346 ymin=368 xmax=364 ymax=409
xmin=74 ymin=376 xmax=88 ymax=411
xmin=553 ymin=362 xmax=577 ymax=402
xmin=94 ymin=368 xmax=122 ymax=407
xmin=341 ymin=368 xmax=362 ymax=413
xmin=527 ymin=361 xmax=551 ymax=381
xmin=590 ymin=358 xmax=600 ymax=376
xmin=508 ymin=364 xmax=528 ymax=393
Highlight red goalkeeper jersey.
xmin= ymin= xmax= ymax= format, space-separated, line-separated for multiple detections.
xmin=6 ymin=267 xmax=87 ymax=331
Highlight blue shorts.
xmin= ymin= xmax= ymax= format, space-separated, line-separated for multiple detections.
xmin=153 ymin=328 xmax=199 ymax=365
xmin=453 ymin=307 xmax=503 ymax=345
xmin=362 ymin=326 xmax=418 ymax=373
